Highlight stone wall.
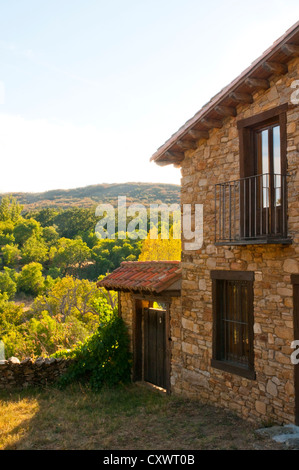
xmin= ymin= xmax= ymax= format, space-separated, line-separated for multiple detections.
xmin=119 ymin=292 xmax=135 ymax=353
xmin=168 ymin=296 xmax=183 ymax=390
xmin=176 ymin=56 xmax=299 ymax=425
xmin=0 ymin=356 xmax=73 ymax=390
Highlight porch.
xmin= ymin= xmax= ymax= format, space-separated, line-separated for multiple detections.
xmin=97 ymin=261 xmax=181 ymax=393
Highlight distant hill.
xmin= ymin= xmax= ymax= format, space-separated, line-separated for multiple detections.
xmin=1 ymin=182 xmax=181 ymax=211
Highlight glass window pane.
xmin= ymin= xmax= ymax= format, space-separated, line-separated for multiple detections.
xmin=273 ymin=125 xmax=281 ymax=174
xmin=261 ymin=130 xmax=269 ymax=208
xmin=273 ymin=125 xmax=281 ymax=206
xmin=220 ymin=280 xmax=249 ymax=367
xmin=261 ymin=130 xmax=269 ymax=174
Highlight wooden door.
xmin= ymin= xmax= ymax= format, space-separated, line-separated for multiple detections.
xmin=144 ymin=308 xmax=166 ymax=389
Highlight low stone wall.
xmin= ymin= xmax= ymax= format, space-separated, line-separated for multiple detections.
xmin=0 ymin=356 xmax=74 ymax=390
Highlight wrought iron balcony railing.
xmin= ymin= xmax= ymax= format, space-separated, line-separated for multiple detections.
xmin=214 ymin=173 xmax=291 ymax=245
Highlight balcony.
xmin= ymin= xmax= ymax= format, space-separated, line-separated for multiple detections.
xmin=214 ymin=173 xmax=291 ymax=245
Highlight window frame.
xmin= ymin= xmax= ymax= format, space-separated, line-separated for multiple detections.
xmin=211 ymin=270 xmax=256 ymax=380
xmin=237 ymin=103 xmax=287 ymax=180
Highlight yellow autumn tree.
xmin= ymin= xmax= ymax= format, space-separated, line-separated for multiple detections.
xmin=138 ymin=222 xmax=181 ymax=261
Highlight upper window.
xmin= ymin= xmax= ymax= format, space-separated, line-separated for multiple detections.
xmin=238 ymin=105 xmax=288 ymax=240
xmin=215 ymin=105 xmax=289 ymax=245
xmin=238 ymin=103 xmax=287 ymax=179
xmin=211 ymin=270 xmax=255 ymax=379
xmin=256 ymin=122 xmax=281 ymax=209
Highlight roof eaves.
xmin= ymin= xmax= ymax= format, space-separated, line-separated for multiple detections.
xmin=97 ymin=261 xmax=182 ymax=294
xmin=151 ymin=21 xmax=299 ymax=166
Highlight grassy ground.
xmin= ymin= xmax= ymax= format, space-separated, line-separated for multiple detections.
xmin=0 ymin=383 xmax=284 ymax=451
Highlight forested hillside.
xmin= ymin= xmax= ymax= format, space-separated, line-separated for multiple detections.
xmin=0 ymin=192 xmax=180 ymax=361
xmin=0 ymin=182 xmax=180 ymax=211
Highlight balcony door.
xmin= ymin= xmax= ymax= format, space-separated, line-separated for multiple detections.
xmin=254 ymin=122 xmax=283 ymax=236
xmin=238 ymin=105 xmax=287 ymax=242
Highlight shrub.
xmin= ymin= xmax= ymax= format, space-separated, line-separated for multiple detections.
xmin=31 ymin=276 xmax=113 ymax=329
xmin=17 ymin=262 xmax=45 ymax=296
xmin=0 ymin=292 xmax=24 ymax=327
xmin=0 ymin=293 xmax=25 ymax=358
xmin=20 ymin=311 xmax=91 ymax=358
xmin=0 ymin=268 xmax=17 ymax=299
xmin=13 ymin=218 xmax=43 ymax=246
xmin=0 ymin=327 xmax=27 ymax=359
xmin=21 ymin=236 xmax=49 ymax=264
xmin=53 ymin=315 xmax=132 ymax=390
xmin=51 ymin=238 xmax=91 ymax=276
xmin=2 ymin=244 xmax=20 ymax=267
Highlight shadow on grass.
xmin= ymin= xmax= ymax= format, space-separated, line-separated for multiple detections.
xmin=0 ymin=383 xmax=284 ymax=451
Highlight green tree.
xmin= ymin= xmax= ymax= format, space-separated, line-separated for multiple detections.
xmin=0 ymin=195 xmax=22 ymax=222
xmin=0 ymin=221 xmax=15 ymax=246
xmin=21 ymin=236 xmax=49 ymax=264
xmin=0 ymin=268 xmax=17 ymax=299
xmin=1 ymin=244 xmax=20 ymax=267
xmin=13 ymin=218 xmax=43 ymax=246
xmin=0 ymin=292 xmax=25 ymax=358
xmin=17 ymin=262 xmax=45 ymax=296
xmin=54 ymin=208 xmax=97 ymax=239
xmin=25 ymin=208 xmax=60 ymax=227
xmin=0 ymin=292 xmax=23 ymax=326
xmin=31 ymin=275 xmax=110 ymax=327
xmin=42 ymin=225 xmax=59 ymax=246
xmin=91 ymin=238 xmax=142 ymax=276
xmin=52 ymin=238 xmax=91 ymax=276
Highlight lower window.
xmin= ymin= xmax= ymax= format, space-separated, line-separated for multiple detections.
xmin=211 ymin=271 xmax=255 ymax=379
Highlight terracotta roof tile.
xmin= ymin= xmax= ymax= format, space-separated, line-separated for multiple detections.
xmin=97 ymin=261 xmax=181 ymax=294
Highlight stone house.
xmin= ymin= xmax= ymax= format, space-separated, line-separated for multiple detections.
xmin=100 ymin=22 xmax=299 ymax=425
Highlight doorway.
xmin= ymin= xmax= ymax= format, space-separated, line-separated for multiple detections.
xmin=133 ymin=299 xmax=170 ymax=392
xmin=144 ymin=307 xmax=166 ymax=389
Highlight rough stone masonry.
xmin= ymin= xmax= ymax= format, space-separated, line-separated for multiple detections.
xmin=0 ymin=356 xmax=73 ymax=389
xmin=174 ymin=56 xmax=299 ymax=424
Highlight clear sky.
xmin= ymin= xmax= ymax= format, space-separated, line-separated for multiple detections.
xmin=0 ymin=0 xmax=298 ymax=193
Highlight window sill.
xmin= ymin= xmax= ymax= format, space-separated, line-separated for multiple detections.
xmin=211 ymin=359 xmax=256 ymax=380
xmin=215 ymin=237 xmax=292 ymax=246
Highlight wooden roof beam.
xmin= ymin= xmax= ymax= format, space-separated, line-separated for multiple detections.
xmin=164 ymin=150 xmax=185 ymax=161
xmin=229 ymin=92 xmax=253 ymax=104
xmin=156 ymin=150 xmax=185 ymax=166
xmin=156 ymin=160 xmax=171 ymax=167
xmin=214 ymin=105 xmax=237 ymax=117
xmin=245 ymin=77 xmax=270 ymax=90
xmin=176 ymin=140 xmax=197 ymax=150
xmin=200 ymin=117 xmax=223 ymax=128
xmin=187 ymin=129 xmax=209 ymax=140
xmin=281 ymin=43 xmax=299 ymax=56
xmin=262 ymin=61 xmax=288 ymax=75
